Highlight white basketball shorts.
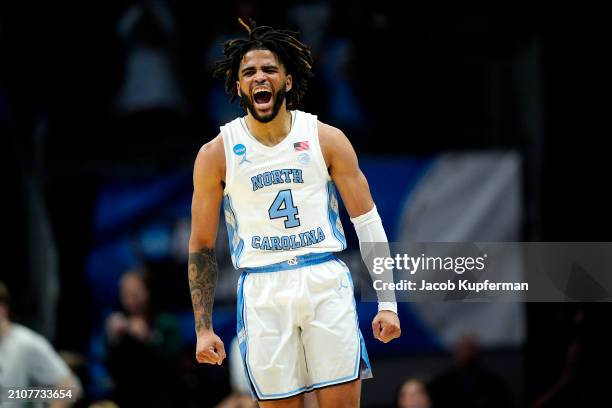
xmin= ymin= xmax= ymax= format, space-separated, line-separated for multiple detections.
xmin=236 ymin=252 xmax=373 ymax=401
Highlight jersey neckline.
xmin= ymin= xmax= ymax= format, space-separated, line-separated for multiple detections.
xmin=238 ymin=110 xmax=297 ymax=151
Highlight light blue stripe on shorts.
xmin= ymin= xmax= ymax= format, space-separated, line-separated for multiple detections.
xmin=243 ymin=252 xmax=336 ymax=273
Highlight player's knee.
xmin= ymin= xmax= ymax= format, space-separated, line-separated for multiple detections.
xmin=316 ymin=380 xmax=361 ymax=408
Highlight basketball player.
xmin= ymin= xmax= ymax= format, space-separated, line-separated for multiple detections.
xmin=188 ymin=21 xmax=400 ymax=407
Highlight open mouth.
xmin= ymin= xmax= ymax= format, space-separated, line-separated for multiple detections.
xmin=253 ymin=89 xmax=273 ymax=107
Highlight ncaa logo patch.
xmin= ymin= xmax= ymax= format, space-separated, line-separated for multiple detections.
xmin=233 ymin=143 xmax=251 ymax=165
xmin=297 ymin=152 xmax=311 ymax=165
xmin=233 ymin=144 xmax=246 ymax=155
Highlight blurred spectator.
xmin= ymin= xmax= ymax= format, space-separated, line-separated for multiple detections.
xmin=104 ymin=269 xmax=181 ymax=407
xmin=397 ymin=378 xmax=432 ymax=408
xmin=114 ymin=0 xmax=185 ymax=114
xmin=428 ymin=334 xmax=513 ymax=408
xmin=530 ymin=339 xmax=581 ymax=408
xmin=529 ymin=306 xmax=596 ymax=407
xmin=0 ymin=281 xmax=82 ymax=407
xmin=111 ymin=0 xmax=188 ymax=160
xmin=292 ymin=4 xmax=366 ymax=132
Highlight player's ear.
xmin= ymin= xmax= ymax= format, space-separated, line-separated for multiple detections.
xmin=236 ymin=81 xmax=241 ymax=96
xmin=285 ymin=74 xmax=292 ymax=92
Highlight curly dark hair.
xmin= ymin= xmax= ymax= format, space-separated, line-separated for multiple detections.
xmin=212 ymin=19 xmax=314 ymax=110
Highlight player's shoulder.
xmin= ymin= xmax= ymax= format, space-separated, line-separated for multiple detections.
xmin=317 ymin=120 xmax=346 ymax=141
xmin=317 ymin=120 xmax=353 ymax=157
xmin=198 ymin=133 xmax=225 ymax=157
xmin=194 ymin=134 xmax=226 ymax=177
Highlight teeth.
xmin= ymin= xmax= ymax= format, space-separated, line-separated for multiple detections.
xmin=254 ymin=88 xmax=271 ymax=95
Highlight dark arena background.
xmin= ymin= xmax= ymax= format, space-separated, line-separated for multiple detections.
xmin=2 ymin=1 xmax=611 ymax=407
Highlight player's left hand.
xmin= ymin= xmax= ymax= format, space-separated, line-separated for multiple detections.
xmin=372 ymin=310 xmax=401 ymax=343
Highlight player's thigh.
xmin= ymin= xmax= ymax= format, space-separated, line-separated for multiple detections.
xmin=258 ymin=394 xmax=304 ymax=408
xmin=241 ymin=272 xmax=308 ymax=398
xmin=301 ymin=260 xmax=362 ymax=382
xmin=315 ymin=379 xmax=361 ymax=408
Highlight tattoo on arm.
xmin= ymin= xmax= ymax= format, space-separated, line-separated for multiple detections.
xmin=188 ymin=248 xmax=218 ymax=333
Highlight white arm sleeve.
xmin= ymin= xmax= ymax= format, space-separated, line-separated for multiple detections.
xmin=350 ymin=205 xmax=398 ymax=314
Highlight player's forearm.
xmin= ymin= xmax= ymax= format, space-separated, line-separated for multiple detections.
xmin=351 ymin=206 xmax=398 ymax=313
xmin=188 ymin=247 xmax=218 ymax=334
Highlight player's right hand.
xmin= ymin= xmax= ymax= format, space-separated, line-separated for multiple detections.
xmin=196 ymin=330 xmax=226 ymax=365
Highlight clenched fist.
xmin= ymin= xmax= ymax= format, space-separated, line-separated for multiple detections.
xmin=196 ymin=330 xmax=226 ymax=365
xmin=372 ymin=310 xmax=401 ymax=343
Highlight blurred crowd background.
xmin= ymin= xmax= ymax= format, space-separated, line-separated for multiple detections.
xmin=1 ymin=1 xmax=611 ymax=407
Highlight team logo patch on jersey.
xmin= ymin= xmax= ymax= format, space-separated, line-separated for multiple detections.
xmin=293 ymin=141 xmax=310 ymax=151
xmin=233 ymin=143 xmax=251 ymax=165
xmin=297 ymin=152 xmax=311 ymax=165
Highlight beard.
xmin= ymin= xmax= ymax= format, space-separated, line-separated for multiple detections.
xmin=240 ymin=86 xmax=287 ymax=123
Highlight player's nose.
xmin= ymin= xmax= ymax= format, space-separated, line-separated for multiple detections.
xmin=254 ymin=70 xmax=267 ymax=83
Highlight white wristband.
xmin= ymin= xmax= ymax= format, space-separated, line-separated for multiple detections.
xmin=378 ymin=301 xmax=398 ymax=314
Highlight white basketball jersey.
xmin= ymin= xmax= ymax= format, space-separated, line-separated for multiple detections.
xmin=220 ymin=110 xmax=347 ymax=269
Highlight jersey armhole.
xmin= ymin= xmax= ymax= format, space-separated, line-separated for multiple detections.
xmin=311 ymin=118 xmax=332 ymax=181
xmin=220 ymin=128 xmax=234 ymax=194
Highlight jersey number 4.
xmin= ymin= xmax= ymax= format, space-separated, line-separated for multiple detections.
xmin=268 ymin=189 xmax=300 ymax=228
